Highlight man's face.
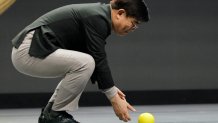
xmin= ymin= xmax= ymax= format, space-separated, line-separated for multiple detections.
xmin=112 ymin=9 xmax=139 ymax=36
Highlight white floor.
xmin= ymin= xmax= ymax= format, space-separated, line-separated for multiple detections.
xmin=0 ymin=104 xmax=218 ymax=123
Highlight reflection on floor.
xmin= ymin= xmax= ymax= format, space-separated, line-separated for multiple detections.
xmin=0 ymin=104 xmax=218 ymax=123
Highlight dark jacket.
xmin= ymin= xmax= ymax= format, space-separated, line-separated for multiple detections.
xmin=12 ymin=3 xmax=114 ymax=89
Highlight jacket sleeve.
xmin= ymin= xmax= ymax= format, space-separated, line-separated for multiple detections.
xmin=83 ymin=15 xmax=114 ymax=89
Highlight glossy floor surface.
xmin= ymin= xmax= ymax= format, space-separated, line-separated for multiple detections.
xmin=0 ymin=104 xmax=218 ymax=123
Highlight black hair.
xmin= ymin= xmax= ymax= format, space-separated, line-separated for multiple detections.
xmin=111 ymin=0 xmax=150 ymax=22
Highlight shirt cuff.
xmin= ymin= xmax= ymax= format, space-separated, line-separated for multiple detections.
xmin=102 ymin=86 xmax=118 ymax=100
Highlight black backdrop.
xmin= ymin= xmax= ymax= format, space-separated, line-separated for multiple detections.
xmin=0 ymin=0 xmax=218 ymax=107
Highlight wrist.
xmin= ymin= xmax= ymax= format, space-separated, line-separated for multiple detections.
xmin=110 ymin=92 xmax=119 ymax=103
xmin=102 ymin=86 xmax=118 ymax=100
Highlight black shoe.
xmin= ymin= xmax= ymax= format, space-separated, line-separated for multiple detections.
xmin=38 ymin=102 xmax=80 ymax=123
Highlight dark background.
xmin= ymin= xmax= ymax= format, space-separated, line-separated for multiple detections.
xmin=0 ymin=0 xmax=218 ymax=107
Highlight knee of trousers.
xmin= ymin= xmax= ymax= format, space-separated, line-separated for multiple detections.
xmin=70 ymin=53 xmax=95 ymax=76
xmin=82 ymin=54 xmax=95 ymax=75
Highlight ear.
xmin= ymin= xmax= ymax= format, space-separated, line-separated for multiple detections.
xmin=116 ymin=9 xmax=126 ymax=18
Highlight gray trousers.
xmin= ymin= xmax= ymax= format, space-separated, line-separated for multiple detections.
xmin=11 ymin=31 xmax=95 ymax=111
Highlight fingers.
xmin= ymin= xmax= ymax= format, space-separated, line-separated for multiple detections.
xmin=124 ymin=112 xmax=131 ymax=122
xmin=127 ymin=102 xmax=136 ymax=112
xmin=118 ymin=90 xmax=125 ymax=98
xmin=112 ymin=88 xmax=136 ymax=122
xmin=117 ymin=89 xmax=136 ymax=112
xmin=117 ymin=88 xmax=126 ymax=100
xmin=118 ymin=89 xmax=126 ymax=97
xmin=118 ymin=112 xmax=131 ymax=122
xmin=118 ymin=103 xmax=134 ymax=122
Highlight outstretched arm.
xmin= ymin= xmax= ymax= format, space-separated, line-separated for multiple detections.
xmin=108 ymin=87 xmax=136 ymax=122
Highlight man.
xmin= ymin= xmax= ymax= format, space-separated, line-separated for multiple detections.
xmin=11 ymin=0 xmax=149 ymax=123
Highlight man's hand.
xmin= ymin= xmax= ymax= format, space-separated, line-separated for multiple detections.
xmin=110 ymin=89 xmax=136 ymax=122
